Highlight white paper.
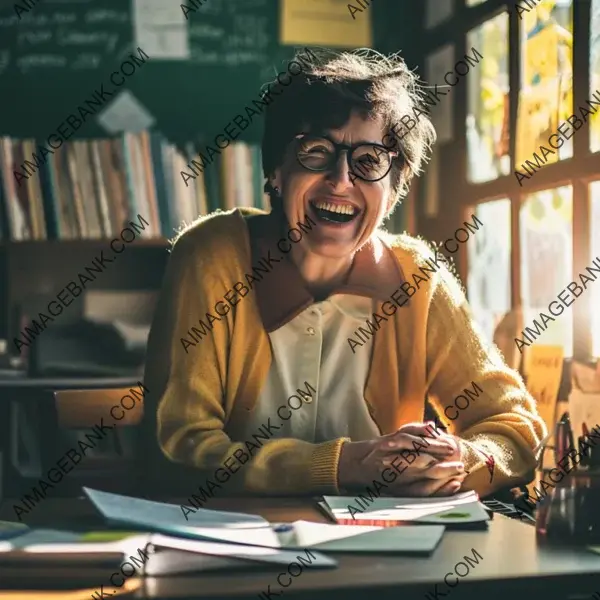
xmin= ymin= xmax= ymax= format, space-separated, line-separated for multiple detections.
xmin=133 ymin=0 xmax=189 ymax=59
xmin=289 ymin=521 xmax=382 ymax=547
xmin=288 ymin=521 xmax=445 ymax=553
xmin=425 ymin=0 xmax=454 ymax=29
xmin=425 ymin=44 xmax=455 ymax=143
xmin=172 ymin=525 xmax=281 ymax=549
xmin=150 ymin=534 xmax=337 ymax=567
xmin=323 ymin=491 xmax=490 ymax=525
xmin=96 ymin=90 xmax=155 ymax=134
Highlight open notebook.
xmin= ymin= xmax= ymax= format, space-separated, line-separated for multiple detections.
xmin=322 ymin=490 xmax=490 ymax=528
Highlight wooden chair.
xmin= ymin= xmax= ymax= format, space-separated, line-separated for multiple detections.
xmin=53 ymin=385 xmax=205 ymax=498
xmin=49 ymin=386 xmax=145 ymax=495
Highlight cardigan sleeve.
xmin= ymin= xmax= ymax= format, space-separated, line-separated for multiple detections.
xmin=424 ymin=255 xmax=548 ymax=498
xmin=143 ymin=224 xmax=348 ymax=497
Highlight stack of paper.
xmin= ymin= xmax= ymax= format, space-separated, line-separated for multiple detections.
xmin=83 ymin=488 xmax=446 ymax=556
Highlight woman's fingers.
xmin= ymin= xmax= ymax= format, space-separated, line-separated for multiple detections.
xmin=381 ymin=452 xmax=437 ymax=470
xmin=417 ymin=460 xmax=466 ymax=480
xmin=382 ymin=432 xmax=455 ymax=456
xmin=394 ymin=473 xmax=463 ymax=497
xmin=430 ymin=477 xmax=465 ymax=496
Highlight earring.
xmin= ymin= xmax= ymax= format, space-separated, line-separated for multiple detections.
xmin=273 ymin=186 xmax=280 ymax=196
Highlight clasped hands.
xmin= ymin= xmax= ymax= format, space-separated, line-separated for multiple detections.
xmin=338 ymin=422 xmax=467 ymax=496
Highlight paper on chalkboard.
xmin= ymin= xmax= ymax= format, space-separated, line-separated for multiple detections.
xmin=96 ymin=90 xmax=155 ymax=134
xmin=133 ymin=0 xmax=189 ymax=60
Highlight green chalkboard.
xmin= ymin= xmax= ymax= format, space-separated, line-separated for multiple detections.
xmin=0 ymin=0 xmax=297 ymax=145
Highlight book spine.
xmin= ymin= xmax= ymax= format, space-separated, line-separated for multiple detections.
xmin=12 ymin=140 xmax=34 ymax=240
xmin=121 ymin=133 xmax=138 ymax=223
xmin=78 ymin=141 xmax=102 ymax=239
xmin=65 ymin=142 xmax=87 ymax=238
xmin=139 ymin=130 xmax=160 ymax=237
xmin=55 ymin=146 xmax=78 ymax=239
xmin=150 ymin=132 xmax=172 ymax=237
xmin=39 ymin=152 xmax=59 ymax=239
xmin=23 ymin=140 xmax=42 ymax=238
xmin=89 ymin=140 xmax=112 ymax=238
xmin=99 ymin=140 xmax=121 ymax=235
xmin=0 ymin=137 xmax=19 ymax=239
xmin=221 ymin=145 xmax=234 ymax=211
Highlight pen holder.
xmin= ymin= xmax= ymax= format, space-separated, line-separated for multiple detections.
xmin=536 ymin=446 xmax=600 ymax=545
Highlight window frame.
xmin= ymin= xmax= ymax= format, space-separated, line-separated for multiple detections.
xmin=419 ymin=0 xmax=599 ymax=361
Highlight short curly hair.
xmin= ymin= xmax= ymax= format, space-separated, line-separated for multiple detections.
xmin=261 ymin=47 xmax=436 ymax=209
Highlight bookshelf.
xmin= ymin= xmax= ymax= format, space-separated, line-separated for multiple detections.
xmin=0 ymin=130 xmax=269 ymax=350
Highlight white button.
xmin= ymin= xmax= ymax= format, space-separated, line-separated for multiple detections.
xmin=306 ymin=327 xmax=316 ymax=335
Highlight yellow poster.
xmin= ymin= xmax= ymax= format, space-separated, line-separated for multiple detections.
xmin=524 ymin=344 xmax=564 ymax=435
xmin=516 ymin=86 xmax=560 ymax=166
xmin=516 ymin=18 xmax=571 ymax=166
xmin=280 ymin=0 xmax=372 ymax=48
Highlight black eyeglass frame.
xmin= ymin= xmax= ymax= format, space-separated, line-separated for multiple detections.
xmin=294 ymin=133 xmax=400 ymax=182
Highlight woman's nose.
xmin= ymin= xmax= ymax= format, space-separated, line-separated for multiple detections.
xmin=326 ymin=150 xmax=353 ymax=189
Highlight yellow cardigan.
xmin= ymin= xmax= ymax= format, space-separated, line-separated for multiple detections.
xmin=144 ymin=207 xmax=546 ymax=499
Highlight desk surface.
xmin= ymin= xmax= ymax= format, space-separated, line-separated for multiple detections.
xmin=2 ymin=496 xmax=600 ymax=600
xmin=0 ymin=376 xmax=140 ymax=390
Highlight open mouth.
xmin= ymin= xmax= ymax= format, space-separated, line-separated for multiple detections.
xmin=309 ymin=199 xmax=361 ymax=225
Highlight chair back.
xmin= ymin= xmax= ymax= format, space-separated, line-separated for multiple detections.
xmin=51 ymin=385 xmax=145 ymax=494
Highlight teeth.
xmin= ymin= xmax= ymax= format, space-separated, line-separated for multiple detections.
xmin=312 ymin=200 xmax=356 ymax=215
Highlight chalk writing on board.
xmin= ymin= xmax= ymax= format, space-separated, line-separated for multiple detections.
xmin=72 ymin=53 xmax=102 ymax=69
xmin=188 ymin=24 xmax=224 ymax=40
xmin=85 ymin=10 xmax=129 ymax=24
xmin=17 ymin=54 xmax=68 ymax=72
xmin=3 ymin=2 xmax=130 ymax=75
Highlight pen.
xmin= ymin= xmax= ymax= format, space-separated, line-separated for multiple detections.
xmin=555 ymin=412 xmax=575 ymax=470
xmin=533 ymin=430 xmax=553 ymax=458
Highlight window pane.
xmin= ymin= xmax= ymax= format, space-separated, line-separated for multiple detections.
xmin=591 ymin=0 xmax=600 ymax=152
xmin=517 ymin=0 xmax=573 ymax=168
xmin=466 ymin=14 xmax=510 ymax=183
xmin=467 ymin=199 xmax=511 ymax=345
xmin=591 ymin=181 xmax=600 ymax=357
xmin=520 ymin=186 xmax=573 ymax=357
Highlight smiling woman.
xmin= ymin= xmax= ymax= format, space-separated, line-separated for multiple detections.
xmin=143 ymin=47 xmax=546 ymax=503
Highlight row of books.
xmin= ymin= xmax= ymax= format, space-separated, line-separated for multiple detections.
xmin=0 ymin=132 xmax=269 ymax=241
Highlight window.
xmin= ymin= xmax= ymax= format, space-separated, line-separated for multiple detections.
xmin=591 ymin=0 xmax=600 ymax=152
xmin=520 ymin=186 xmax=573 ymax=356
xmin=466 ymin=13 xmax=510 ymax=183
xmin=436 ymin=0 xmax=600 ymax=364
xmin=517 ymin=0 xmax=573 ymax=167
xmin=467 ymin=199 xmax=511 ymax=345
xmin=591 ymin=181 xmax=600 ymax=357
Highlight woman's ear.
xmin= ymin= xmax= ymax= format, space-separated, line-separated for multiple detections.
xmin=270 ymin=166 xmax=283 ymax=192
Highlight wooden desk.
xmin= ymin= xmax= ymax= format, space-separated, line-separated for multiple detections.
xmin=3 ymin=495 xmax=600 ymax=600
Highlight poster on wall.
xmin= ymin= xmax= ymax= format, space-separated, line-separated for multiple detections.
xmin=280 ymin=0 xmax=372 ymax=47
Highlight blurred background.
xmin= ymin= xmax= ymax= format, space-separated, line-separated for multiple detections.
xmin=0 ymin=0 xmax=597 ymax=405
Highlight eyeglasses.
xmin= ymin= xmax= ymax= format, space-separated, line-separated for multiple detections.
xmin=294 ymin=134 xmax=400 ymax=182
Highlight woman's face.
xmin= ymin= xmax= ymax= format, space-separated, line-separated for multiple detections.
xmin=274 ymin=111 xmax=395 ymax=260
